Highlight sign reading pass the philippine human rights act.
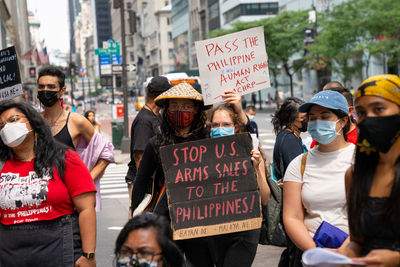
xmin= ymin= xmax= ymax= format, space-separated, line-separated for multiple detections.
xmin=0 ymin=46 xmax=23 ymax=102
xmin=160 ymin=134 xmax=262 ymax=240
xmin=195 ymin=26 xmax=271 ymax=105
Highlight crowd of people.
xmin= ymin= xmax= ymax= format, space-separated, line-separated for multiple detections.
xmin=0 ymin=64 xmax=398 ymax=267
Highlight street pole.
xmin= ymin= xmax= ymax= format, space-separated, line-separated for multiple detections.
xmin=88 ymin=78 xmax=91 ymax=109
xmin=120 ymin=0 xmax=130 ymax=153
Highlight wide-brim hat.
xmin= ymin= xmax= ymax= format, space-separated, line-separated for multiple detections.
xmin=155 ymin=82 xmax=205 ymax=108
xmin=299 ymin=90 xmax=349 ymax=114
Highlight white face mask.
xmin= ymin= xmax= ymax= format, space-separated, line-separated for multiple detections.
xmin=0 ymin=122 xmax=31 ymax=147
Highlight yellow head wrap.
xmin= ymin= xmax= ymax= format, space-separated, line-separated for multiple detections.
xmin=355 ymin=74 xmax=400 ymax=105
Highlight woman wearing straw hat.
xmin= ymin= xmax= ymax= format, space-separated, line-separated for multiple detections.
xmin=341 ymin=75 xmax=400 ymax=266
xmin=131 ymin=82 xmax=213 ymax=267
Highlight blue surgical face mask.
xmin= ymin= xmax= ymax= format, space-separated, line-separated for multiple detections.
xmin=307 ymin=119 xmax=340 ymax=145
xmin=210 ymin=127 xmax=235 ymax=138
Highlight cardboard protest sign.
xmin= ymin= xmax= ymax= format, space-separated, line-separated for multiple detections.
xmin=0 ymin=46 xmax=23 ymax=102
xmin=160 ymin=133 xmax=262 ymax=240
xmin=195 ymin=26 xmax=270 ymax=105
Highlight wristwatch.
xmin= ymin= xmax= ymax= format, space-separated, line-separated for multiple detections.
xmin=82 ymin=252 xmax=95 ymax=259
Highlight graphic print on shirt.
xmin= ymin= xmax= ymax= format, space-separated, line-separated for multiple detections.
xmin=0 ymin=170 xmax=51 ymax=210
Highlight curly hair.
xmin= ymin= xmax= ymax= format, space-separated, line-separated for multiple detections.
xmin=0 ymin=100 xmax=68 ymax=178
xmin=115 ymin=213 xmax=186 ymax=267
xmin=155 ymin=99 xmax=208 ymax=147
xmin=271 ymin=97 xmax=304 ymax=135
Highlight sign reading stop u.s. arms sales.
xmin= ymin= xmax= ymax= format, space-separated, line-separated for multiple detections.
xmin=160 ymin=133 xmax=262 ymax=240
xmin=0 ymin=46 xmax=23 ymax=102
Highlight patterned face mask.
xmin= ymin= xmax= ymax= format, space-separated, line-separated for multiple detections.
xmin=167 ymin=110 xmax=195 ymax=128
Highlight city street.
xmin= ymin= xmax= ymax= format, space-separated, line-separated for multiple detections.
xmin=95 ymin=104 xmax=285 ymax=267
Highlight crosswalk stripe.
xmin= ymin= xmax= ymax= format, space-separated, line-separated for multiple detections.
xmin=100 ymin=163 xmax=130 ymax=199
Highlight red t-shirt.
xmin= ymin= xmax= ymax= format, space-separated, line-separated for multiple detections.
xmin=0 ymin=150 xmax=96 ymax=225
xmin=310 ymin=124 xmax=358 ymax=149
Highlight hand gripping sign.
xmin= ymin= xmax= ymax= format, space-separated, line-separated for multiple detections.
xmin=195 ymin=26 xmax=270 ymax=105
xmin=160 ymin=133 xmax=262 ymax=240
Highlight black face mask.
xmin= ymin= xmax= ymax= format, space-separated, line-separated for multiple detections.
xmin=299 ymin=120 xmax=308 ymax=132
xmin=357 ymin=114 xmax=400 ymax=153
xmin=37 ymin=91 xmax=59 ymax=107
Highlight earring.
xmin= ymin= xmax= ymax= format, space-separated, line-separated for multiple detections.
xmin=34 ymin=133 xmax=37 ymax=146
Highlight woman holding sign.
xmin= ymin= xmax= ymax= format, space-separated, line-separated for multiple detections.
xmin=208 ymin=90 xmax=270 ymax=267
xmin=131 ymin=82 xmax=214 ymax=267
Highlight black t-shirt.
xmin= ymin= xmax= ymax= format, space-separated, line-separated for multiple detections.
xmin=125 ymin=108 xmax=158 ymax=183
xmin=273 ymin=130 xmax=305 ymax=180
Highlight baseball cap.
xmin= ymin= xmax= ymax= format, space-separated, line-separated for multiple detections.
xmin=146 ymin=76 xmax=171 ymax=97
xmin=299 ymin=90 xmax=349 ymax=113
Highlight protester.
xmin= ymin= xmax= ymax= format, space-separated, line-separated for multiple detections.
xmin=126 ymin=76 xmax=171 ymax=218
xmin=341 ymin=74 xmax=400 ymax=266
xmin=85 ymin=110 xmax=101 ymax=132
xmin=0 ymin=101 xmax=96 ymax=267
xmin=131 ymin=82 xmax=212 ymax=266
xmin=115 ymin=213 xmax=186 ymax=267
xmin=275 ymin=90 xmax=282 ymax=110
xmin=37 ymin=66 xmax=114 ymax=212
xmin=245 ymin=105 xmax=259 ymax=137
xmin=322 ymin=81 xmax=344 ymax=90
xmin=208 ymin=92 xmax=270 ymax=267
xmin=271 ymin=97 xmax=307 ymax=182
xmin=283 ymin=90 xmax=355 ymax=265
xmin=310 ymin=84 xmax=358 ymax=148
xmin=251 ymin=92 xmax=257 ymax=106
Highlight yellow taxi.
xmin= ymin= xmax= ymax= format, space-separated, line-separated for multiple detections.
xmin=135 ymin=96 xmax=145 ymax=111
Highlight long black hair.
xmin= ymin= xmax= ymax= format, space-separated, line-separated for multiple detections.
xmin=0 ymin=100 xmax=68 ymax=178
xmin=271 ymin=97 xmax=304 ymax=135
xmin=115 ymin=213 xmax=186 ymax=267
xmin=348 ymin=148 xmax=400 ymax=243
xmin=84 ymin=110 xmax=97 ymax=125
xmin=155 ymin=99 xmax=208 ymax=147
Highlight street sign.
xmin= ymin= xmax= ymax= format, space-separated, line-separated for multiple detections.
xmin=100 ymin=55 xmax=111 ymax=65
xmin=112 ymin=54 xmax=122 ymax=64
xmin=112 ymin=64 xmax=123 ymax=73
xmin=95 ymin=41 xmax=121 ymax=56
xmin=128 ymin=64 xmax=137 ymax=72
xmin=101 ymin=65 xmax=112 ymax=75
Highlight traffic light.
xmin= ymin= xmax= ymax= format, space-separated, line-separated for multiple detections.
xmin=128 ymin=11 xmax=137 ymax=34
xmin=116 ymin=75 xmax=122 ymax=88
xmin=29 ymin=66 xmax=36 ymax=78
xmin=69 ymin=62 xmax=77 ymax=77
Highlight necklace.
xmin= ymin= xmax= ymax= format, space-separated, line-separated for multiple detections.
xmin=45 ymin=109 xmax=64 ymax=126
xmin=144 ymin=104 xmax=155 ymax=115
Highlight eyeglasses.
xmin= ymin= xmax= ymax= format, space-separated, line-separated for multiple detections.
xmin=168 ymin=104 xmax=195 ymax=112
xmin=211 ymin=122 xmax=234 ymax=128
xmin=0 ymin=115 xmax=26 ymax=130
xmin=117 ymin=249 xmax=162 ymax=267
xmin=38 ymin=84 xmax=58 ymax=90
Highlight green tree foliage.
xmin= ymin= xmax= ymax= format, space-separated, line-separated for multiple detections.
xmin=309 ymin=0 xmax=400 ymax=82
xmin=210 ymin=10 xmax=310 ymax=96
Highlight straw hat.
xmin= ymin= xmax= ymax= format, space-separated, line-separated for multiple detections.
xmin=154 ymin=82 xmax=204 ymax=107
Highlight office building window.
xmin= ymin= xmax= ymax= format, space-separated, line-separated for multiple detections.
xmin=168 ymin=32 xmax=172 ymax=41
xmin=130 ymin=52 xmax=134 ymax=61
xmin=169 ymin=49 xmax=174 ymax=59
xmin=208 ymin=2 xmax=219 ymax=20
xmin=223 ymin=2 xmax=279 ymax=23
